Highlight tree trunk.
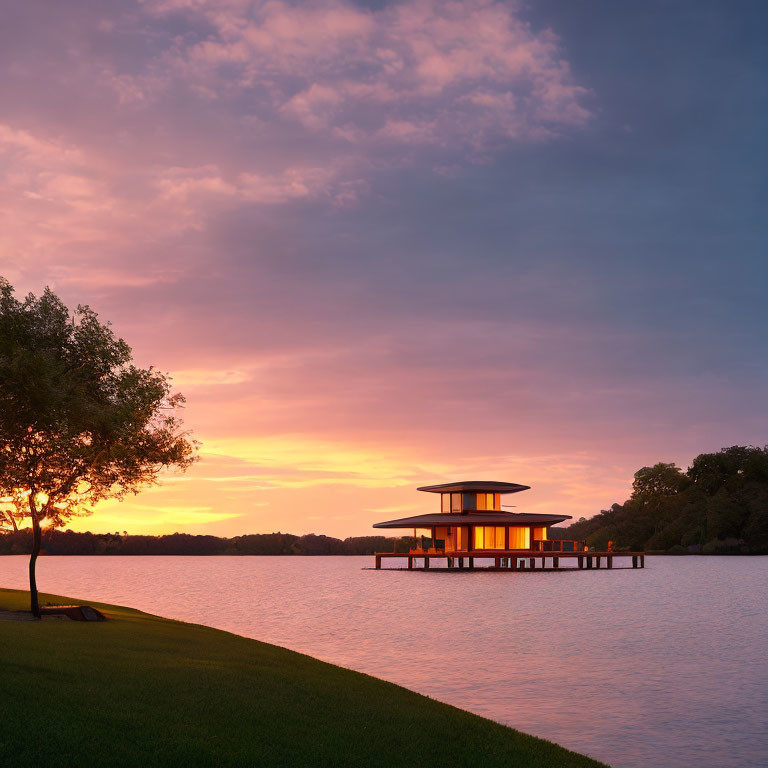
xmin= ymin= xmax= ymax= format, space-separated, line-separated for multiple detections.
xmin=29 ymin=508 xmax=42 ymax=619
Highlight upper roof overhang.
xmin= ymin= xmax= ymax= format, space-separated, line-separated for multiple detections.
xmin=417 ymin=481 xmax=531 ymax=494
xmin=373 ymin=511 xmax=571 ymax=529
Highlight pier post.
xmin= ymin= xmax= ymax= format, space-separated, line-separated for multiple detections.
xmin=494 ymin=557 xmax=501 ymax=569
xmin=553 ymin=556 xmax=559 ymax=568
xmin=578 ymin=556 xmax=583 ymax=569
xmin=607 ymin=555 xmax=613 ymax=569
xmin=632 ymin=555 xmax=637 ymax=568
xmin=586 ymin=556 xmax=592 ymax=569
xmin=469 ymin=557 xmax=474 ymax=569
xmin=447 ymin=557 xmax=453 ymax=568
xmin=458 ymin=557 xmax=464 ymax=569
xmin=529 ymin=558 xmax=535 ymax=570
xmin=408 ymin=556 xmax=413 ymax=570
xmin=595 ymin=556 xmax=600 ymax=569
xmin=375 ymin=555 xmax=381 ymax=569
xmin=424 ymin=556 xmax=430 ymax=569
xmin=641 ymin=554 xmax=645 ymax=568
xmin=510 ymin=557 xmax=518 ymax=571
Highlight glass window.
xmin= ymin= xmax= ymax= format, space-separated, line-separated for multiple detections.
xmin=509 ymin=527 xmax=530 ymax=549
xmin=477 ymin=493 xmax=499 ymax=510
xmin=533 ymin=526 xmax=547 ymax=541
xmin=451 ymin=493 xmax=462 ymax=512
xmin=473 ymin=526 xmax=506 ymax=549
xmin=441 ymin=493 xmax=450 ymax=513
xmin=435 ymin=526 xmax=452 ymax=550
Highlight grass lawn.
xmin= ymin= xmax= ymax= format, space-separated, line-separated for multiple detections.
xmin=0 ymin=588 xmax=608 ymax=767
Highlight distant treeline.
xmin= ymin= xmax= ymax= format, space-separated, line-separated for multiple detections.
xmin=0 ymin=530 xmax=417 ymax=557
xmin=556 ymin=446 xmax=768 ymax=554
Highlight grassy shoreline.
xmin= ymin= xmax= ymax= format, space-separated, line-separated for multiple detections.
xmin=0 ymin=588 xmax=607 ymax=767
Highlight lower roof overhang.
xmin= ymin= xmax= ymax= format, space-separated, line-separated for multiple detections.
xmin=373 ymin=512 xmax=572 ymax=529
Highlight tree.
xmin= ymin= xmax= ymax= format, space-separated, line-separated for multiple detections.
xmin=0 ymin=279 xmax=198 ymax=616
xmin=631 ymin=462 xmax=687 ymax=500
xmin=688 ymin=445 xmax=768 ymax=495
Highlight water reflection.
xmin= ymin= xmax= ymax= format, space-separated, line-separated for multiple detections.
xmin=0 ymin=555 xmax=765 ymax=768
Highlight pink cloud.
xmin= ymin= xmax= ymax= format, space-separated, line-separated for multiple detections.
xmin=142 ymin=0 xmax=591 ymax=150
xmin=0 ymin=1 xmax=593 ymax=290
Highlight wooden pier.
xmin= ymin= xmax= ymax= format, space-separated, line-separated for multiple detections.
xmin=373 ymin=550 xmax=646 ymax=571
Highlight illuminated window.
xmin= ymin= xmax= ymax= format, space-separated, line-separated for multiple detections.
xmin=475 ymin=493 xmax=500 ymax=511
xmin=508 ymin=527 xmax=530 ymax=549
xmin=441 ymin=494 xmax=450 ymax=513
xmin=477 ymin=492 xmax=497 ymax=510
xmin=435 ymin=526 xmax=454 ymax=550
xmin=473 ymin=526 xmax=506 ymax=549
xmin=533 ymin=526 xmax=547 ymax=541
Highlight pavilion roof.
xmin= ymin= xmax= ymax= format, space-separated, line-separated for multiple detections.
xmin=417 ymin=481 xmax=530 ymax=494
xmin=373 ymin=511 xmax=571 ymax=529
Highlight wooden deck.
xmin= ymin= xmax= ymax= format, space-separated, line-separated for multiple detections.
xmin=373 ymin=550 xmax=646 ymax=571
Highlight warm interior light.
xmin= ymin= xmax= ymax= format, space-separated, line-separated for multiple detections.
xmin=472 ymin=525 xmax=507 ymax=549
xmin=508 ymin=527 xmax=530 ymax=549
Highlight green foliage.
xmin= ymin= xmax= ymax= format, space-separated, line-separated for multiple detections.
xmin=0 ymin=278 xmax=197 ymax=528
xmin=631 ymin=462 xmax=687 ymax=499
xmin=0 ymin=588 xmax=606 ymax=768
xmin=563 ymin=446 xmax=768 ymax=553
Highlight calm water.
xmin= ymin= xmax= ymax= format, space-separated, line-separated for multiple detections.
xmin=1 ymin=555 xmax=766 ymax=768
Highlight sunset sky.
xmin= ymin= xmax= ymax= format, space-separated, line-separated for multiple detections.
xmin=2 ymin=0 xmax=766 ymax=537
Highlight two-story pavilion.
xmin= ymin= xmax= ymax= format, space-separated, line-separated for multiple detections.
xmin=372 ymin=481 xmax=646 ymax=571
xmin=373 ymin=480 xmax=569 ymax=553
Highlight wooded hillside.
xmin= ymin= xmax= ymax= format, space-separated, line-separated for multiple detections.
xmin=558 ymin=446 xmax=768 ymax=554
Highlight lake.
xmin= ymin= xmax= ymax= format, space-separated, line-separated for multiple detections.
xmin=1 ymin=555 xmax=766 ymax=768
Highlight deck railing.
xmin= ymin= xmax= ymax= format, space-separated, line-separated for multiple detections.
xmin=408 ymin=539 xmax=587 ymax=555
xmin=533 ymin=539 xmax=585 ymax=552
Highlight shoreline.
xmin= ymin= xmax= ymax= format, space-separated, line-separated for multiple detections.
xmin=0 ymin=587 xmax=607 ymax=767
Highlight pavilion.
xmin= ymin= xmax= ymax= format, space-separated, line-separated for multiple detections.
xmin=372 ymin=481 xmax=645 ymax=571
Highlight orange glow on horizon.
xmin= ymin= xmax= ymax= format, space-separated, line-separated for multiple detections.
xmin=55 ymin=433 xmax=635 ymax=538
